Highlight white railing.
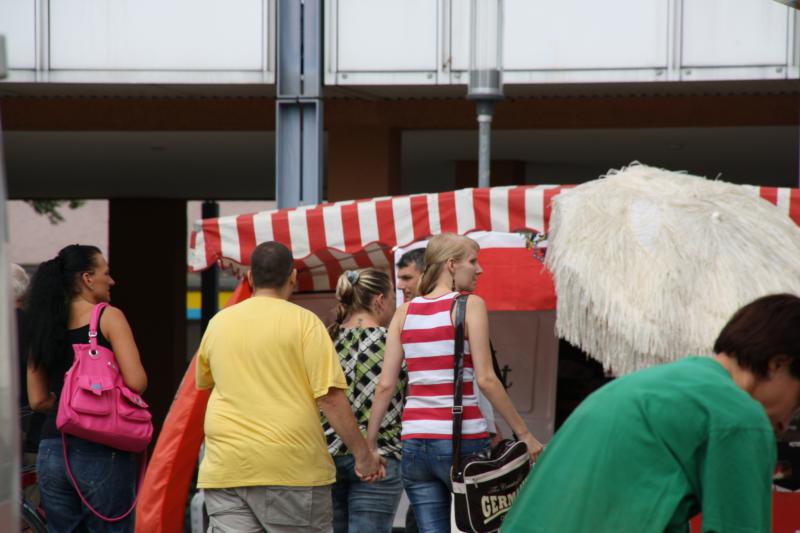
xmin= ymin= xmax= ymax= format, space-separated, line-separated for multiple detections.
xmin=326 ymin=0 xmax=798 ymax=85
xmin=0 ymin=0 xmax=276 ymax=83
xmin=0 ymin=0 xmax=796 ymax=85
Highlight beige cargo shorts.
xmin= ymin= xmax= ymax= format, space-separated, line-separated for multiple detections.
xmin=204 ymin=485 xmax=333 ymax=533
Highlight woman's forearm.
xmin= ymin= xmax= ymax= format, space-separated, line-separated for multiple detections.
xmin=366 ymin=381 xmax=396 ymax=448
xmin=27 ymin=366 xmax=55 ymax=412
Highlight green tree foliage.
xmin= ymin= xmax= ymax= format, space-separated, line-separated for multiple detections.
xmin=25 ymin=200 xmax=86 ymax=224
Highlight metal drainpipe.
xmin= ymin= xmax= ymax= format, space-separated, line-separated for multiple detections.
xmin=476 ymin=101 xmax=495 ymax=189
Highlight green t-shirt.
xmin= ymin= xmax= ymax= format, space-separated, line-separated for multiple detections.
xmin=502 ymin=357 xmax=776 ymax=533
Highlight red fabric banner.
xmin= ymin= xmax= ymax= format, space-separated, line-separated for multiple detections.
xmin=473 ymin=247 xmax=555 ymax=311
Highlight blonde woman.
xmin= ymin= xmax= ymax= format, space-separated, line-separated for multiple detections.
xmin=366 ymin=233 xmax=544 ymax=533
xmin=323 ymin=268 xmax=408 ymax=533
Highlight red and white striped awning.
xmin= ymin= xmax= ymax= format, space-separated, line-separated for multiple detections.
xmin=188 ymin=184 xmax=800 ymax=292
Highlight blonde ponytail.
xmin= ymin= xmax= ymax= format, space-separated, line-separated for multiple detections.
xmin=327 ymin=268 xmax=393 ymax=339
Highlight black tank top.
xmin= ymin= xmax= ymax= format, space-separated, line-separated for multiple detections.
xmin=40 ymin=308 xmax=113 ymax=440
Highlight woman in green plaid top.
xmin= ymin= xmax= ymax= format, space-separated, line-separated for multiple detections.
xmin=323 ymin=268 xmax=408 ymax=533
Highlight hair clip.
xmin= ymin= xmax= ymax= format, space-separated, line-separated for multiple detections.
xmin=345 ymin=270 xmax=360 ymax=285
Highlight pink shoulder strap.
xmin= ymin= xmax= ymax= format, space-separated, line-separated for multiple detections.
xmin=62 ymin=434 xmax=146 ymax=522
xmin=88 ymin=303 xmax=109 ymax=350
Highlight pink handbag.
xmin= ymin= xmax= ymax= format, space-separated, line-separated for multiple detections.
xmin=56 ymin=302 xmax=153 ymax=452
xmin=56 ymin=303 xmax=152 ymax=521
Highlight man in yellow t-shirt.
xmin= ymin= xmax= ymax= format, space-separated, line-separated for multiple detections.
xmin=197 ymin=241 xmax=384 ymax=533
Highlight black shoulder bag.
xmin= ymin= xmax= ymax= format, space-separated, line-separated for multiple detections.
xmin=450 ymin=294 xmax=531 ymax=533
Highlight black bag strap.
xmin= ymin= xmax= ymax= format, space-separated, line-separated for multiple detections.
xmin=451 ymin=294 xmax=468 ymax=473
xmin=490 ymin=341 xmax=504 ymax=386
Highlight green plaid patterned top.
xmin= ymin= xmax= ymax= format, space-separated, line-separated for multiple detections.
xmin=322 ymin=327 xmax=407 ymax=460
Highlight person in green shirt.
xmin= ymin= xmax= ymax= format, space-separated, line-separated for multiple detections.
xmin=502 ymin=294 xmax=800 ymax=533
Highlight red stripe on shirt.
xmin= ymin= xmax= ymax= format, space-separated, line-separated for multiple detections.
xmin=406 ymin=298 xmax=455 ymax=316
xmin=409 ymin=382 xmax=474 ymax=397
xmin=402 ymin=406 xmax=483 ymax=421
xmin=401 ymin=325 xmax=455 ymax=344
xmin=402 ymin=432 xmax=489 ymax=441
xmin=407 ymin=355 xmax=473 ymax=373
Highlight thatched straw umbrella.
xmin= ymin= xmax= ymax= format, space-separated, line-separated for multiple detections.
xmin=546 ymin=164 xmax=800 ymax=375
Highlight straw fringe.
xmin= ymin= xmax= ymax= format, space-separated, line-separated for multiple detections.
xmin=546 ymin=163 xmax=800 ymax=375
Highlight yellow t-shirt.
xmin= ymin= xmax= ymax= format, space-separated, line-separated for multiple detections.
xmin=196 ymin=296 xmax=347 ymax=488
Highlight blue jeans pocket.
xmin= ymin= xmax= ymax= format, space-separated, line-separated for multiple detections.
xmin=459 ymin=438 xmax=491 ymax=457
xmin=401 ymin=449 xmax=420 ymax=481
xmin=69 ymin=449 xmax=116 ymax=497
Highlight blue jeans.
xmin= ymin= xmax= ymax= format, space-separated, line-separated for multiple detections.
xmin=37 ymin=436 xmax=138 ymax=533
xmin=401 ymin=438 xmax=490 ymax=533
xmin=332 ymin=455 xmax=403 ymax=533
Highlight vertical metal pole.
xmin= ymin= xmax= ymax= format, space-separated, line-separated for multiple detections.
xmin=277 ymin=0 xmax=302 ymax=209
xmin=276 ymin=102 xmax=302 ymax=208
xmin=302 ymin=0 xmax=323 ymax=98
xmin=302 ymin=101 xmax=323 ymax=205
xmin=276 ymin=0 xmax=302 ymax=98
xmin=276 ymin=0 xmax=324 ymax=208
xmin=34 ymin=0 xmax=50 ymax=73
xmin=476 ymin=101 xmax=494 ymax=188
xmin=200 ymin=201 xmax=219 ymax=334
xmin=300 ymin=0 xmax=324 ymax=205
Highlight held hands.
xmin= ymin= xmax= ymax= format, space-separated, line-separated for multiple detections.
xmin=354 ymin=448 xmax=386 ymax=483
xmin=519 ymin=431 xmax=545 ymax=462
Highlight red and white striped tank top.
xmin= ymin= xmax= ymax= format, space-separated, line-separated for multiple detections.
xmin=400 ymin=292 xmax=489 ymax=440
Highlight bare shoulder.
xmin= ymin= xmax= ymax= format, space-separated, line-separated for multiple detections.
xmin=389 ymin=301 xmax=412 ymax=330
xmin=99 ymin=305 xmax=129 ymax=328
xmin=101 ymin=304 xmax=125 ymax=320
xmin=465 ymin=294 xmax=486 ymax=310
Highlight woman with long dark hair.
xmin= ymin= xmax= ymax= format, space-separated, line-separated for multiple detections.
xmin=323 ymin=268 xmax=407 ymax=533
xmin=25 ymin=244 xmax=147 ymax=533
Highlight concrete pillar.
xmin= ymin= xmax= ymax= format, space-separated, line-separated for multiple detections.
xmin=327 ymin=126 xmax=401 ymax=201
xmin=108 ymin=199 xmax=187 ymax=441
